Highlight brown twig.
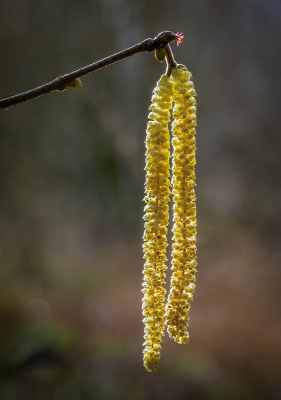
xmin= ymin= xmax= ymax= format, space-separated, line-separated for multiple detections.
xmin=164 ymin=44 xmax=177 ymax=77
xmin=0 ymin=31 xmax=180 ymax=110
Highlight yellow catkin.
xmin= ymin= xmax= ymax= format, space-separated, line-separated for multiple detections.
xmin=165 ymin=65 xmax=197 ymax=344
xmin=142 ymin=74 xmax=173 ymax=372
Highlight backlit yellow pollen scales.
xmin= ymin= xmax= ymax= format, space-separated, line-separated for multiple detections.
xmin=165 ymin=65 xmax=197 ymax=344
xmin=142 ymin=75 xmax=173 ymax=372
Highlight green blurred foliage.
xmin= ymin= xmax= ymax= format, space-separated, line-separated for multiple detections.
xmin=1 ymin=0 xmax=281 ymax=399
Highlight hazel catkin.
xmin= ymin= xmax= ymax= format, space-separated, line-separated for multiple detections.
xmin=142 ymin=74 xmax=173 ymax=372
xmin=165 ymin=65 xmax=197 ymax=345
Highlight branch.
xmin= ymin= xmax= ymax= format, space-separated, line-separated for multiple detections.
xmin=164 ymin=44 xmax=177 ymax=77
xmin=0 ymin=31 xmax=181 ymax=110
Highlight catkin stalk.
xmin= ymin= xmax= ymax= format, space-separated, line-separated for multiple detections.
xmin=142 ymin=75 xmax=173 ymax=372
xmin=165 ymin=65 xmax=197 ymax=344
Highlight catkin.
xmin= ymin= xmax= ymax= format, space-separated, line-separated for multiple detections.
xmin=165 ymin=65 xmax=197 ymax=344
xmin=142 ymin=75 xmax=173 ymax=372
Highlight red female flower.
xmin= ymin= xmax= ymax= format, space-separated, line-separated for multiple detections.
xmin=174 ymin=32 xmax=184 ymax=46
xmin=154 ymin=31 xmax=184 ymax=47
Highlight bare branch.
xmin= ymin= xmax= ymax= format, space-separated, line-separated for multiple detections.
xmin=164 ymin=44 xmax=177 ymax=77
xmin=0 ymin=31 xmax=180 ymax=110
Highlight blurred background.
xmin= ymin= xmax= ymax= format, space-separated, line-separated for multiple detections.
xmin=1 ymin=0 xmax=281 ymax=399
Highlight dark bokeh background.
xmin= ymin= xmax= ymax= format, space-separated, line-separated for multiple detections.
xmin=1 ymin=0 xmax=281 ymax=399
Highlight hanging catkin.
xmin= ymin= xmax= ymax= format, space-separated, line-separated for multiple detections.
xmin=142 ymin=74 xmax=173 ymax=372
xmin=165 ymin=65 xmax=197 ymax=344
